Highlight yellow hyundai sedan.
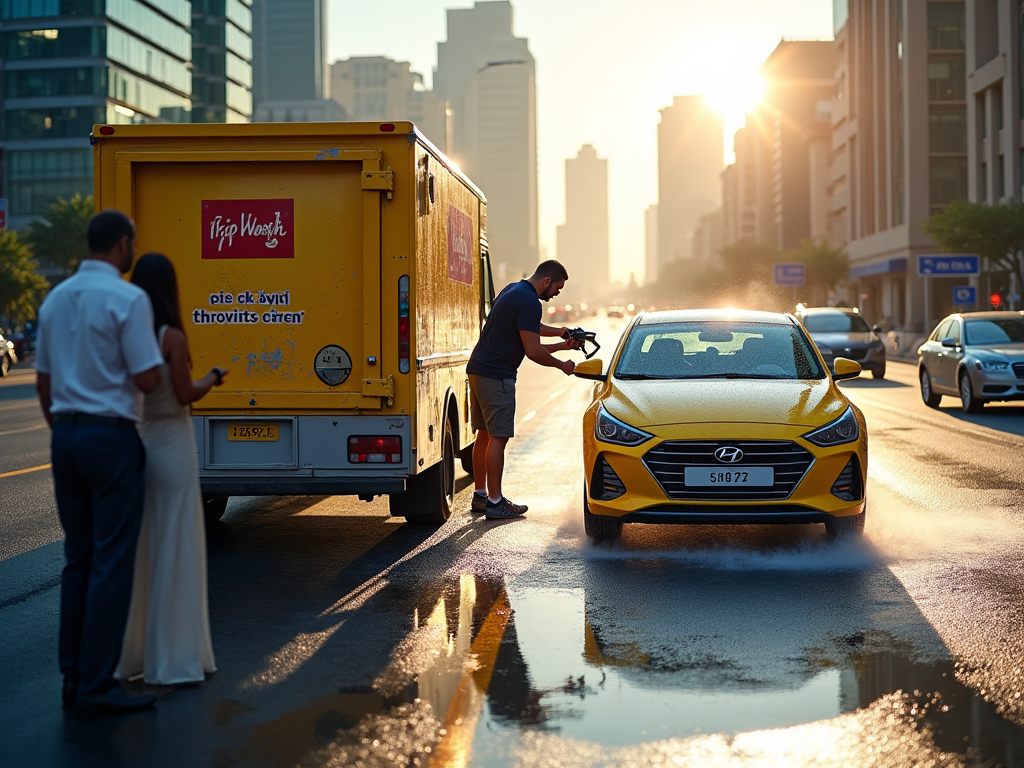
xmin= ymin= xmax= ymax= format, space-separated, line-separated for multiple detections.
xmin=574 ymin=310 xmax=868 ymax=543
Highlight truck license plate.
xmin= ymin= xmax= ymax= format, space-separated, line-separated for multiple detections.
xmin=228 ymin=424 xmax=279 ymax=441
xmin=684 ymin=467 xmax=774 ymax=486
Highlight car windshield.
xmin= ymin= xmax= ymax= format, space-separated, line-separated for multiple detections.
xmin=963 ymin=318 xmax=1024 ymax=345
xmin=801 ymin=313 xmax=871 ymax=333
xmin=615 ymin=321 xmax=827 ymax=380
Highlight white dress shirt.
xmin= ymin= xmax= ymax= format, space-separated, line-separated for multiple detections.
xmin=36 ymin=260 xmax=164 ymax=422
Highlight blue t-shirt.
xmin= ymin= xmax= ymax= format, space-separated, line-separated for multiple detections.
xmin=467 ymin=280 xmax=543 ymax=380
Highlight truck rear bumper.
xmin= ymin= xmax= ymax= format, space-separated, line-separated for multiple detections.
xmin=200 ymin=477 xmax=406 ymax=496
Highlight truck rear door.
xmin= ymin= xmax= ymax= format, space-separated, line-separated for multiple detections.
xmin=123 ymin=147 xmax=394 ymax=411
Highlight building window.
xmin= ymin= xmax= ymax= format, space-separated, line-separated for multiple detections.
xmin=931 ymin=156 xmax=968 ymax=209
xmin=999 ymin=155 xmax=1006 ymax=198
xmin=928 ymin=2 xmax=966 ymax=51
xmin=994 ymin=87 xmax=1003 ymax=130
xmin=979 ymin=94 xmax=987 ymax=138
xmin=981 ymin=162 xmax=988 ymax=202
xmin=929 ymin=107 xmax=967 ymax=152
xmin=928 ymin=56 xmax=966 ymax=100
xmin=2 ymin=106 xmax=106 ymax=141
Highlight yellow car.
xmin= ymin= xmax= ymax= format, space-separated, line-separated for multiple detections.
xmin=574 ymin=310 xmax=868 ymax=543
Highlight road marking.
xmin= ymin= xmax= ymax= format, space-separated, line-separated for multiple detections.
xmin=521 ymin=410 xmax=537 ymax=423
xmin=0 ymin=423 xmax=46 ymax=438
xmin=0 ymin=463 xmax=51 ymax=479
xmin=430 ymin=587 xmax=513 ymax=767
xmin=0 ymin=400 xmax=37 ymax=412
xmin=549 ymin=387 xmax=567 ymax=400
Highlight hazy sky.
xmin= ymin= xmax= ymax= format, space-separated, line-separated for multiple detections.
xmin=330 ymin=0 xmax=834 ymax=285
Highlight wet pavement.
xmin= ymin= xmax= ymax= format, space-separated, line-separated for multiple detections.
xmin=2 ymin=323 xmax=1024 ymax=767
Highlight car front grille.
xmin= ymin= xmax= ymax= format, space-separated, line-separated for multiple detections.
xmin=1012 ymin=362 xmax=1024 ymax=380
xmin=643 ymin=440 xmax=815 ymax=501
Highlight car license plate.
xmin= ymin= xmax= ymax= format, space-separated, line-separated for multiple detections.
xmin=228 ymin=424 xmax=279 ymax=442
xmin=684 ymin=466 xmax=774 ymax=486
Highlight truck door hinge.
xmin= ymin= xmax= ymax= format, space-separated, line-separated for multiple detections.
xmin=362 ymin=376 xmax=395 ymax=404
xmin=362 ymin=170 xmax=394 ymax=199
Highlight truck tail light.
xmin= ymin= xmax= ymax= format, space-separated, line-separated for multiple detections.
xmin=349 ymin=436 xmax=402 ymax=463
xmin=99 ymin=126 xmax=115 ymax=135
xmin=380 ymin=123 xmax=395 ymax=132
xmin=398 ymin=275 xmax=410 ymax=373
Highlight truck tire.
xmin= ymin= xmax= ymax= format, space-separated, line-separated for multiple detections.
xmin=460 ymin=442 xmax=475 ymax=476
xmin=203 ymin=495 xmax=229 ymax=526
xmin=583 ymin=489 xmax=622 ymax=544
xmin=391 ymin=419 xmax=455 ymax=525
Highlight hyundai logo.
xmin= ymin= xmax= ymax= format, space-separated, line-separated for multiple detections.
xmin=714 ymin=446 xmax=744 ymax=463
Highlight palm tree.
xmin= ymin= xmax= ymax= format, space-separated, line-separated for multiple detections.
xmin=0 ymin=229 xmax=49 ymax=328
xmin=26 ymin=194 xmax=94 ymax=277
xmin=790 ymin=239 xmax=849 ymax=306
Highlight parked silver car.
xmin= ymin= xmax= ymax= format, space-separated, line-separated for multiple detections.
xmin=917 ymin=311 xmax=1024 ymax=413
xmin=794 ymin=306 xmax=887 ymax=378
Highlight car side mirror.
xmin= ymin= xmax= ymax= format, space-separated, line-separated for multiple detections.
xmin=832 ymin=357 xmax=862 ymax=381
xmin=871 ymin=325 xmax=882 ymax=334
xmin=941 ymin=336 xmax=957 ymax=348
xmin=574 ymin=358 xmax=607 ymax=382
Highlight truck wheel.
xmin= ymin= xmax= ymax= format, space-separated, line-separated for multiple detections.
xmin=460 ymin=442 xmax=475 ymax=476
xmin=203 ymin=495 xmax=229 ymax=526
xmin=391 ymin=419 xmax=455 ymax=525
xmin=583 ymin=489 xmax=622 ymax=544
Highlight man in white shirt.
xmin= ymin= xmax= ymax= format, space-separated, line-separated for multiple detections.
xmin=36 ymin=210 xmax=164 ymax=715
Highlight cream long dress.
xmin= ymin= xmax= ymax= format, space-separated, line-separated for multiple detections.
xmin=116 ymin=326 xmax=216 ymax=684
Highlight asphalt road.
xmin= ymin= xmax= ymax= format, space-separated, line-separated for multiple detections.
xmin=2 ymin=325 xmax=1023 ymax=768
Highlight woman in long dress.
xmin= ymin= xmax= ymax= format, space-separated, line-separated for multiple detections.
xmin=116 ymin=252 xmax=227 ymax=685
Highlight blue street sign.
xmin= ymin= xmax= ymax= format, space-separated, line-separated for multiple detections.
xmin=774 ymin=263 xmax=805 ymax=287
xmin=953 ymin=285 xmax=976 ymax=306
xmin=917 ymin=254 xmax=980 ymax=276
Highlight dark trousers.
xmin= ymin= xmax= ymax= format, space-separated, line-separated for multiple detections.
xmin=52 ymin=420 xmax=146 ymax=695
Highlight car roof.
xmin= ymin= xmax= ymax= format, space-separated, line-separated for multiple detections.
xmin=796 ymin=306 xmax=859 ymax=315
xmin=955 ymin=311 xmax=1024 ymax=320
xmin=636 ymin=309 xmax=797 ymax=326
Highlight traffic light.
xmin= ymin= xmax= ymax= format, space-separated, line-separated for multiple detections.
xmin=990 ymin=292 xmax=1004 ymax=310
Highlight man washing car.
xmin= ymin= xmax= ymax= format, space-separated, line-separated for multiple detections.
xmin=467 ymin=260 xmax=578 ymax=520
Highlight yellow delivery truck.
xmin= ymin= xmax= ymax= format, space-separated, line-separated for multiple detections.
xmin=92 ymin=121 xmax=493 ymax=524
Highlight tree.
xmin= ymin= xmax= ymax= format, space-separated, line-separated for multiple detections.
xmin=923 ymin=200 xmax=1024 ymax=304
xmin=790 ymin=239 xmax=849 ymax=306
xmin=0 ymin=230 xmax=49 ymax=327
xmin=26 ymin=194 xmax=94 ymax=277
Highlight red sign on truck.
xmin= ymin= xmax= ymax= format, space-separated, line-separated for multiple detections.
xmin=201 ymin=199 xmax=294 ymax=259
xmin=447 ymin=205 xmax=473 ymax=285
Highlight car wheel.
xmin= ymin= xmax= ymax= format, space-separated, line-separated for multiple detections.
xmin=202 ymin=495 xmax=229 ymax=526
xmin=391 ymin=418 xmax=455 ymax=525
xmin=959 ymin=371 xmax=985 ymax=414
xmin=825 ymin=507 xmax=865 ymax=538
xmin=920 ymin=368 xmax=941 ymax=408
xmin=871 ymin=366 xmax=886 ymax=379
xmin=460 ymin=443 xmax=475 ymax=476
xmin=583 ymin=489 xmax=622 ymax=544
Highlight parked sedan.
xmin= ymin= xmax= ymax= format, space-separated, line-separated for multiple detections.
xmin=795 ymin=306 xmax=887 ymax=378
xmin=574 ymin=309 xmax=868 ymax=543
xmin=918 ymin=311 xmax=1024 ymax=413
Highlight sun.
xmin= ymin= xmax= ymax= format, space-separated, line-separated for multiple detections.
xmin=701 ymin=72 xmax=767 ymax=118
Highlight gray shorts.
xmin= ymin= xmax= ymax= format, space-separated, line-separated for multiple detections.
xmin=469 ymin=375 xmax=516 ymax=438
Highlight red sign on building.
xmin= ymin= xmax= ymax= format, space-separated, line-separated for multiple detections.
xmin=201 ymin=199 xmax=294 ymax=259
xmin=447 ymin=205 xmax=473 ymax=285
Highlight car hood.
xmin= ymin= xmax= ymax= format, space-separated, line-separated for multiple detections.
xmin=967 ymin=345 xmax=1024 ymax=359
xmin=603 ymin=377 xmax=847 ymax=428
xmin=809 ymin=332 xmax=876 ymax=347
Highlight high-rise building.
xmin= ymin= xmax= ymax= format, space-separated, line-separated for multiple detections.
xmin=330 ymin=57 xmax=450 ymax=151
xmin=190 ymin=0 xmax=254 ymax=123
xmin=251 ymin=0 xmax=327 ymax=107
xmin=434 ymin=0 xmax=537 ymax=282
xmin=657 ymin=96 xmax=723 ymax=270
xmin=555 ymin=144 xmax=609 ymax=300
xmin=830 ymin=0 xmax=968 ymax=333
xmin=1 ymin=0 xmax=193 ymax=228
xmin=722 ymin=124 xmax=772 ymax=247
xmin=644 ymin=203 xmax=659 ymax=285
xmin=691 ymin=210 xmax=724 ymax=266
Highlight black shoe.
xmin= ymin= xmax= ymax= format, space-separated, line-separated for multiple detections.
xmin=77 ymin=686 xmax=156 ymax=716
xmin=484 ymin=497 xmax=528 ymax=520
xmin=62 ymin=678 xmax=78 ymax=707
xmin=471 ymin=493 xmax=488 ymax=514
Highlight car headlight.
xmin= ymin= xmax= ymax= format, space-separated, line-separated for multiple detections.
xmin=975 ymin=360 xmax=1009 ymax=371
xmin=803 ymin=407 xmax=859 ymax=447
xmin=595 ymin=407 xmax=652 ymax=446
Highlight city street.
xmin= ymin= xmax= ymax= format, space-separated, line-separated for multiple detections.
xmin=2 ymin=320 xmax=1024 ymax=767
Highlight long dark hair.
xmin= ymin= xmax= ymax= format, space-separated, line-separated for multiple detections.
xmin=131 ymin=253 xmax=184 ymax=336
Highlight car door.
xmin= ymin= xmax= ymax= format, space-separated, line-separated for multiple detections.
xmin=921 ymin=318 xmax=952 ymax=389
xmin=933 ymin=318 xmax=962 ymax=392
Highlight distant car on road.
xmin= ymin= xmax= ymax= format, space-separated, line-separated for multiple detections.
xmin=0 ymin=334 xmax=18 ymax=377
xmin=917 ymin=311 xmax=1024 ymax=413
xmin=606 ymin=306 xmax=625 ymax=319
xmin=795 ymin=306 xmax=887 ymax=379
xmin=573 ymin=309 xmax=868 ymax=543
